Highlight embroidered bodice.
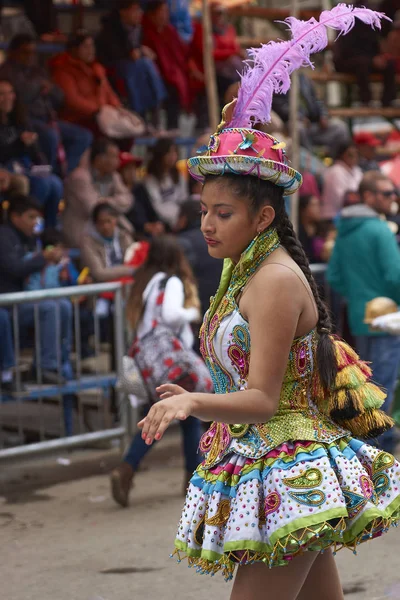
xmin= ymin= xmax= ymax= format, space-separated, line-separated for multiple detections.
xmin=199 ymin=308 xmax=347 ymax=467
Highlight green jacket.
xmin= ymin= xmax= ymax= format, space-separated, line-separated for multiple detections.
xmin=327 ymin=204 xmax=400 ymax=336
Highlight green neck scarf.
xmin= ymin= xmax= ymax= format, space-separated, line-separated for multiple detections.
xmin=205 ymin=227 xmax=280 ymax=338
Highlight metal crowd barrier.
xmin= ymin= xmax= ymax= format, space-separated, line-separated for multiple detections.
xmin=0 ymin=282 xmax=126 ymax=461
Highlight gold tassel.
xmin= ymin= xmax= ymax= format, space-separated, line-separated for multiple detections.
xmin=334 ymin=364 xmax=368 ymax=390
xmin=340 ymin=410 xmax=394 ymax=439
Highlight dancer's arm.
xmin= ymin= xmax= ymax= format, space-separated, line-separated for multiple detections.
xmin=138 ymin=266 xmax=304 ymax=444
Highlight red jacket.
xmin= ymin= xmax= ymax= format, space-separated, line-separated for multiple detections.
xmin=190 ymin=19 xmax=241 ymax=72
xmin=49 ymin=52 xmax=121 ymax=126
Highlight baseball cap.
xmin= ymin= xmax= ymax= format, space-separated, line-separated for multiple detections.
xmin=353 ymin=132 xmax=381 ymax=147
xmin=119 ymin=152 xmax=143 ymax=170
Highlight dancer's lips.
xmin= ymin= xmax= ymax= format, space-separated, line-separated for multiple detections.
xmin=204 ymin=237 xmax=220 ymax=247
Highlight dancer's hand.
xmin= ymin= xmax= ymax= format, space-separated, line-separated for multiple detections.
xmin=156 ymin=383 xmax=186 ymax=399
xmin=137 ymin=394 xmax=194 ymax=445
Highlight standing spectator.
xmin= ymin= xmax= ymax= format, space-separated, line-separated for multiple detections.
xmin=333 ymin=14 xmax=397 ymax=106
xmin=0 ymin=34 xmax=92 ymax=173
xmin=327 ymin=172 xmax=400 ymax=453
xmin=176 ymin=200 xmax=222 ymax=317
xmin=142 ymin=138 xmax=187 ymax=230
xmin=96 ymin=0 xmax=166 ymax=126
xmin=272 ymin=74 xmax=350 ymax=156
xmin=63 ymin=138 xmax=133 ymax=248
xmin=0 ymin=78 xmax=63 ymax=228
xmin=119 ymin=151 xmax=166 ymax=237
xmin=354 ymin=132 xmax=382 ymax=172
xmin=110 ymin=235 xmax=212 ymax=507
xmin=0 ymin=196 xmax=73 ymax=384
xmin=321 ymin=142 xmax=363 ymax=221
xmin=49 ymin=32 xmax=122 ymax=133
xmin=81 ymin=203 xmax=135 ymax=283
xmin=142 ymin=0 xmax=194 ymax=129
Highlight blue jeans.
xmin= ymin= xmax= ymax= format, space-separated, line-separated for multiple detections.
xmin=355 ymin=334 xmax=400 ymax=453
xmin=0 ymin=308 xmax=14 ymax=371
xmin=28 ymin=173 xmax=63 ymax=228
xmin=115 ymin=58 xmax=167 ymax=115
xmin=17 ymin=299 xmax=73 ymax=372
xmin=32 ymin=119 xmax=93 ymax=173
xmin=124 ymin=405 xmax=202 ymax=473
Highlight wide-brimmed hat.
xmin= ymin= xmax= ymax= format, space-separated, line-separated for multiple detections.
xmin=188 ymin=126 xmax=302 ymax=195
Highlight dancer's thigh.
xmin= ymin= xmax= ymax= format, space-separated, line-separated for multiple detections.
xmin=230 ymin=551 xmax=318 ymax=600
xmin=296 ymin=550 xmax=344 ymax=600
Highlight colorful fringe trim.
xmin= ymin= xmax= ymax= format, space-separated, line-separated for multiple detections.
xmin=172 ymin=516 xmax=399 ymax=581
xmin=313 ymin=337 xmax=394 ymax=439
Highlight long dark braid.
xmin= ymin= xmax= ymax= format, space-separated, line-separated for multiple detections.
xmin=273 ymin=204 xmax=338 ymax=390
xmin=204 ymin=174 xmax=339 ymax=391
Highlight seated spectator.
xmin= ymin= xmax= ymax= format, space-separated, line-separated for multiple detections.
xmin=0 ymin=196 xmax=73 ymax=384
xmin=354 ymin=132 xmax=382 ymax=172
xmin=0 ymin=34 xmax=92 ymax=173
xmin=0 ymin=79 xmax=63 ymax=228
xmin=176 ymin=200 xmax=222 ymax=317
xmin=0 ymin=0 xmax=60 ymax=41
xmin=141 ymin=138 xmax=187 ymax=230
xmin=63 ymin=138 xmax=133 ymax=248
xmin=96 ymin=0 xmax=166 ymax=127
xmin=120 ymin=151 xmax=165 ymax=238
xmin=333 ymin=7 xmax=397 ymax=106
xmin=81 ymin=203 xmax=135 ymax=283
xmin=49 ymin=31 xmax=122 ymax=134
xmin=191 ymin=4 xmax=244 ymax=100
xmin=142 ymin=0 xmax=194 ymax=129
xmin=24 ymin=228 xmax=79 ymax=292
xmin=272 ymin=73 xmax=350 ymax=156
xmin=321 ymin=143 xmax=363 ymax=221
xmin=298 ymin=195 xmax=323 ymax=264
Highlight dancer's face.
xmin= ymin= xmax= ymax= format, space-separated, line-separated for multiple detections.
xmin=200 ymin=178 xmax=275 ymax=263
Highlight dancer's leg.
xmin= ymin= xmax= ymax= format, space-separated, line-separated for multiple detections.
xmin=296 ymin=550 xmax=344 ymax=600
xmin=230 ymin=551 xmax=318 ymax=600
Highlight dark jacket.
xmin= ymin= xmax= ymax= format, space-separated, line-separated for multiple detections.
xmin=177 ymin=226 xmax=222 ymax=317
xmin=96 ymin=10 xmax=142 ymax=64
xmin=126 ymin=183 xmax=162 ymax=234
xmin=0 ymin=113 xmax=44 ymax=166
xmin=272 ymin=74 xmax=326 ymax=124
xmin=0 ymin=224 xmax=45 ymax=294
xmin=327 ymin=204 xmax=400 ymax=336
xmin=0 ymin=60 xmax=64 ymax=122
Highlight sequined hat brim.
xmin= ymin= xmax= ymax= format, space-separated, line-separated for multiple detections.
xmin=187 ymin=154 xmax=303 ymax=195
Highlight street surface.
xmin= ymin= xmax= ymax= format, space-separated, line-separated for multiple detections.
xmin=1 ymin=438 xmax=400 ymax=600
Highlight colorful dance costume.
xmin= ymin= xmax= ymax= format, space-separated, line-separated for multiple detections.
xmin=171 ymin=4 xmax=400 ymax=581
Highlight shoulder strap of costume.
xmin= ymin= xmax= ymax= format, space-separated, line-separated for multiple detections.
xmin=312 ymin=336 xmax=394 ymax=439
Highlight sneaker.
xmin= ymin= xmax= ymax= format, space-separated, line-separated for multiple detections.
xmin=110 ymin=463 xmax=134 ymax=508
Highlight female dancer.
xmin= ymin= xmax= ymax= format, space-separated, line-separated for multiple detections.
xmin=138 ymin=6 xmax=400 ymax=598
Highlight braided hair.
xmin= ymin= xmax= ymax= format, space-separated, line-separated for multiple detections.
xmin=204 ymin=174 xmax=338 ymax=390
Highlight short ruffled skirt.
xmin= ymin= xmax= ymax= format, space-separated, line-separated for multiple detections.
xmin=172 ymin=437 xmax=400 ymax=581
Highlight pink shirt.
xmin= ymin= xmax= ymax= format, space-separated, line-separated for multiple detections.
xmin=321 ymin=161 xmax=363 ymax=220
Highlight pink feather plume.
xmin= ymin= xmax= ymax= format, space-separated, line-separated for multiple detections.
xmin=229 ymin=4 xmax=388 ymax=128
